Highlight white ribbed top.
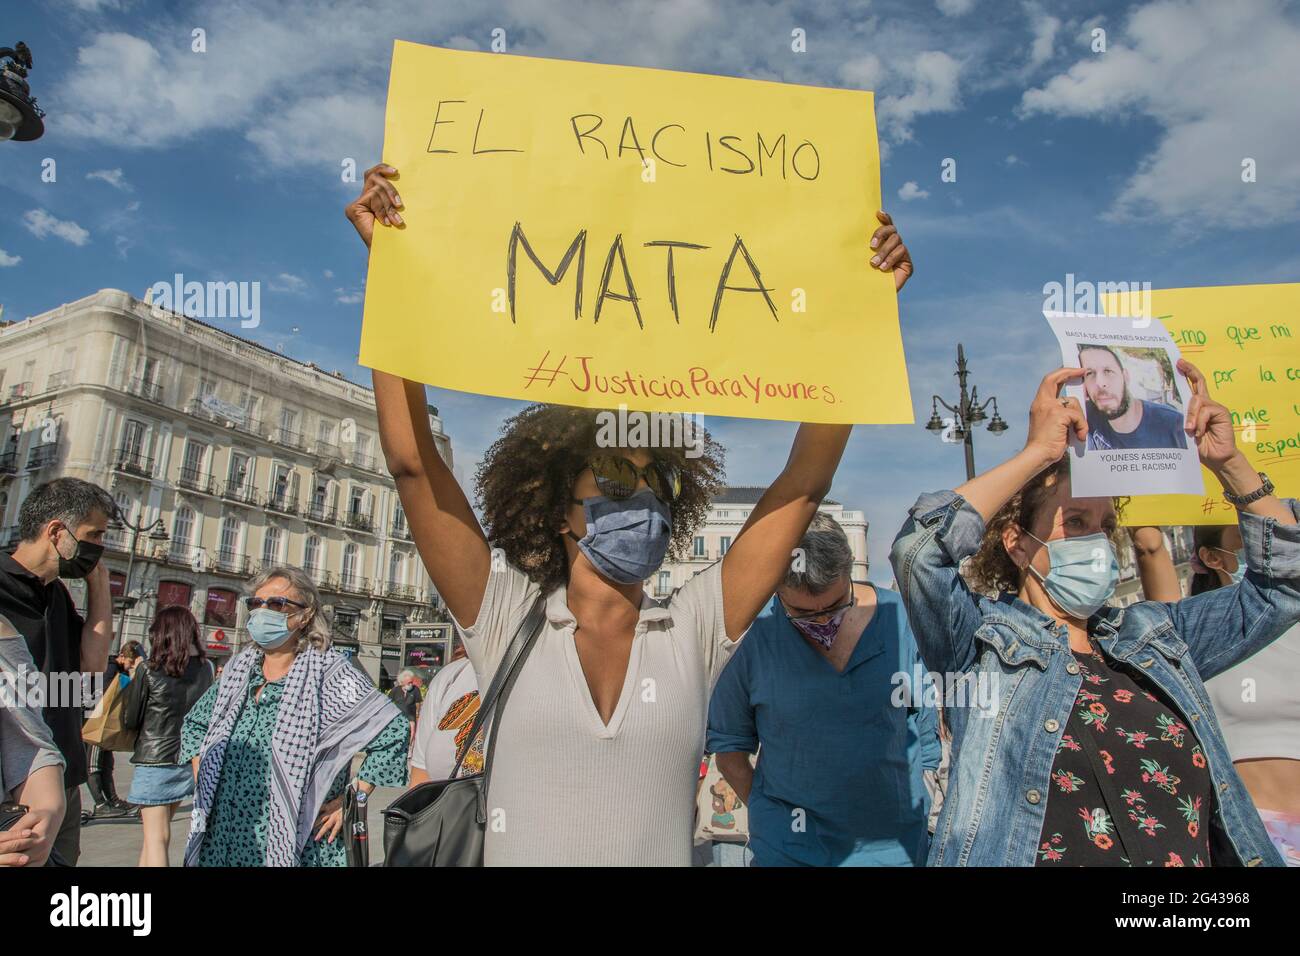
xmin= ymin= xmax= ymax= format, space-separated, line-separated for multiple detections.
xmin=454 ymin=560 xmax=734 ymax=866
xmin=1206 ymin=623 xmax=1300 ymax=762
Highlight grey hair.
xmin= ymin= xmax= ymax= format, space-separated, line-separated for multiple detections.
xmin=246 ymin=565 xmax=332 ymax=652
xmin=784 ymin=512 xmax=854 ymax=593
xmin=396 ymin=669 xmax=416 ymax=684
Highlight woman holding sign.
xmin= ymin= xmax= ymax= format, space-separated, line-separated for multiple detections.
xmin=889 ymin=362 xmax=1300 ymax=866
xmin=347 ymin=164 xmax=913 ymax=866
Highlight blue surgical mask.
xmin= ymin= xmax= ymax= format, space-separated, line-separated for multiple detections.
xmin=568 ymin=489 xmax=672 ymax=585
xmin=1023 ymin=529 xmax=1119 ymax=620
xmin=247 ymin=607 xmax=295 ymax=650
xmin=1215 ymin=547 xmax=1247 ymax=585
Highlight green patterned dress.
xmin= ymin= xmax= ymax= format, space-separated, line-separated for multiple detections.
xmin=180 ymin=671 xmax=409 ymax=866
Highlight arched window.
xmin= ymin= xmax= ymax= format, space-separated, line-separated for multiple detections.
xmin=218 ymin=516 xmax=241 ymax=569
xmin=171 ymin=506 xmax=194 ymax=559
xmin=304 ymin=535 xmax=321 ymax=579
xmin=341 ymin=542 xmax=359 ymax=589
xmin=388 ymin=550 xmax=404 ymax=587
xmin=262 ymin=526 xmax=282 ymax=567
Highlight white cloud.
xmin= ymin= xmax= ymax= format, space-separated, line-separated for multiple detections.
xmin=936 ymin=0 xmax=976 ymax=14
xmin=51 ymin=2 xmax=991 ymax=166
xmin=0 ymin=249 xmax=21 ymax=267
xmin=898 ymin=181 xmax=930 ymax=201
xmin=269 ymin=273 xmax=307 ymax=294
xmin=335 ymin=288 xmax=364 ymax=305
xmin=1020 ymin=0 xmax=1300 ymax=229
xmin=1005 ymin=154 xmax=1021 ymax=165
xmin=323 ymin=269 xmax=334 ymax=279
xmin=114 ymin=235 xmax=134 ymax=259
xmin=22 ymin=209 xmax=91 ymax=246
xmin=86 ymin=168 xmax=132 ymax=191
xmin=878 ymin=51 xmax=963 ymax=141
xmin=1025 ymin=8 xmax=1061 ymax=72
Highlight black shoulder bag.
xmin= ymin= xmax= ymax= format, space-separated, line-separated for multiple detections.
xmin=381 ymin=596 xmax=545 ymax=866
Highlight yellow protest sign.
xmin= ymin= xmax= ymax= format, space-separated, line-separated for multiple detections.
xmin=360 ymin=41 xmax=909 ymax=424
xmin=1102 ymin=283 xmax=1300 ymax=525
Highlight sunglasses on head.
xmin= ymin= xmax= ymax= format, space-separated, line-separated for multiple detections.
xmin=244 ymin=596 xmax=308 ymax=613
xmin=584 ymin=455 xmax=682 ymax=503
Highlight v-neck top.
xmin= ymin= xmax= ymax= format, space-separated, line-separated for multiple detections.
xmin=707 ymin=588 xmax=939 ymax=866
xmin=453 ymin=559 xmax=735 ymax=866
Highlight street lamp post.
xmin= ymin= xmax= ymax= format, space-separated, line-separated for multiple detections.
xmin=109 ymin=509 xmax=169 ymax=652
xmin=0 ymin=42 xmax=45 ymax=142
xmin=925 ymin=343 xmax=1009 ymax=481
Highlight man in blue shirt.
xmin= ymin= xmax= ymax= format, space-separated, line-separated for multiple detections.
xmin=1079 ymin=343 xmax=1188 ymax=451
xmin=707 ymin=514 xmax=940 ymax=866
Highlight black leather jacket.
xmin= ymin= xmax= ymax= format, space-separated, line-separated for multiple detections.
xmin=122 ymin=657 xmax=213 ymax=765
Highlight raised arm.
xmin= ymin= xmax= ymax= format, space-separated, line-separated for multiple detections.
xmin=1128 ymin=527 xmax=1183 ymax=603
xmin=717 ymin=212 xmax=912 ymax=641
xmin=347 ymin=164 xmax=492 ymax=625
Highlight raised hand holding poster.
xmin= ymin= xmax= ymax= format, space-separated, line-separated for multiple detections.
xmin=1043 ymin=311 xmax=1204 ymax=498
xmin=360 ymin=41 xmax=909 ymax=424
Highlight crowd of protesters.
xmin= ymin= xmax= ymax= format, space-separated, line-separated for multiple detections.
xmin=0 ymin=175 xmax=1295 ymax=869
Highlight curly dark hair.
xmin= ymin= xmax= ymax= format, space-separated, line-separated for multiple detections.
xmin=475 ymin=404 xmax=725 ymax=594
xmin=965 ymin=456 xmax=1128 ymax=595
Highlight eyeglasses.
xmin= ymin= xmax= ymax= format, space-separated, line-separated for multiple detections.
xmin=780 ymin=591 xmax=855 ymax=623
xmin=244 ymin=596 xmax=308 ymax=613
xmin=585 ymin=455 xmax=682 ymax=503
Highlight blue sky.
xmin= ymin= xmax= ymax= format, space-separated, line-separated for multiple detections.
xmin=2 ymin=0 xmax=1298 ymax=579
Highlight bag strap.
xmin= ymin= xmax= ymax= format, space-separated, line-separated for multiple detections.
xmin=1076 ymin=719 xmax=1148 ymax=863
xmin=449 ymin=592 xmax=546 ymax=781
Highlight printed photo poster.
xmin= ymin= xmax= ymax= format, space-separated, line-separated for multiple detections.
xmin=360 ymin=40 xmax=909 ymax=425
xmin=1043 ymin=312 xmax=1204 ymax=498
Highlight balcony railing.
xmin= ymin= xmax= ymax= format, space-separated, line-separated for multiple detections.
xmin=338 ymin=574 xmax=370 ymax=595
xmin=342 ymin=511 xmax=373 ymax=533
xmin=273 ymin=428 xmax=302 ymax=450
xmin=166 ymin=545 xmax=196 ymax=567
xmin=7 ymin=382 xmax=33 ymax=401
xmin=265 ymin=492 xmax=299 ymax=516
xmin=0 ymin=450 xmax=17 ymax=475
xmin=1 ymin=525 xmax=21 ymax=549
xmin=220 ymin=481 xmax=258 ymax=505
xmin=304 ymin=503 xmax=336 ymax=525
xmin=390 ymin=521 xmax=411 ymax=541
xmin=45 ymin=370 xmax=73 ymax=391
xmin=113 ymin=447 xmax=154 ymax=478
xmin=127 ymin=378 xmax=163 ymax=403
xmin=213 ymin=551 xmax=250 ymax=575
xmin=385 ymin=582 xmax=419 ymax=601
xmin=351 ymin=451 xmax=377 ymax=471
xmin=25 ymin=443 xmax=58 ymax=469
xmin=188 ymin=398 xmax=260 ymax=436
xmin=314 ymin=440 xmax=340 ymax=460
xmin=176 ymin=467 xmax=216 ymax=495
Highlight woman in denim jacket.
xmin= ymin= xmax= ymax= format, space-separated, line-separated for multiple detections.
xmin=890 ymin=364 xmax=1299 ymax=866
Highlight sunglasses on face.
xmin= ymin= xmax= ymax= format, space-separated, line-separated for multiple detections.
xmin=781 ymin=590 xmax=855 ymax=623
xmin=585 ymin=455 xmax=682 ymax=503
xmin=244 ymin=596 xmax=308 ymax=613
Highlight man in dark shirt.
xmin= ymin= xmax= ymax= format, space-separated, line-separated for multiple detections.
xmin=1079 ymin=343 xmax=1189 ymax=451
xmin=0 ymin=478 xmax=115 ymax=865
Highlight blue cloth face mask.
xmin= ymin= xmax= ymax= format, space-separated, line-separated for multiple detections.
xmin=568 ymin=489 xmax=672 ymax=585
xmin=247 ymin=607 xmax=296 ymax=650
xmin=1214 ymin=547 xmax=1247 ymax=585
xmin=1023 ymin=528 xmax=1119 ymax=620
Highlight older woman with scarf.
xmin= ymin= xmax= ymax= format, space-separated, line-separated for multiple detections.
xmin=180 ymin=566 xmax=409 ymax=866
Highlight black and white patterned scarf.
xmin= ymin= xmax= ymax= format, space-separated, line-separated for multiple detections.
xmin=183 ymin=644 xmax=401 ymax=867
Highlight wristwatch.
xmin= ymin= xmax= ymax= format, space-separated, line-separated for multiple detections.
xmin=1222 ymin=471 xmax=1274 ymax=508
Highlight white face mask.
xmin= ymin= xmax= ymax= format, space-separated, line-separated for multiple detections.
xmin=1022 ymin=528 xmax=1120 ymax=619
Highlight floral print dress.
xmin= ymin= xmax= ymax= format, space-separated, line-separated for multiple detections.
xmin=180 ymin=671 xmax=409 ymax=867
xmin=1037 ymin=644 xmax=1213 ymax=867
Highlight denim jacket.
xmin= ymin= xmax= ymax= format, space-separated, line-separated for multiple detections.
xmin=889 ymin=490 xmax=1300 ymax=867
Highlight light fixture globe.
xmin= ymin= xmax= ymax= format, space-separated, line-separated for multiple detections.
xmin=0 ymin=42 xmax=45 ymax=142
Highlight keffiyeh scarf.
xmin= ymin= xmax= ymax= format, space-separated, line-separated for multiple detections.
xmin=183 ymin=645 xmax=401 ymax=867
